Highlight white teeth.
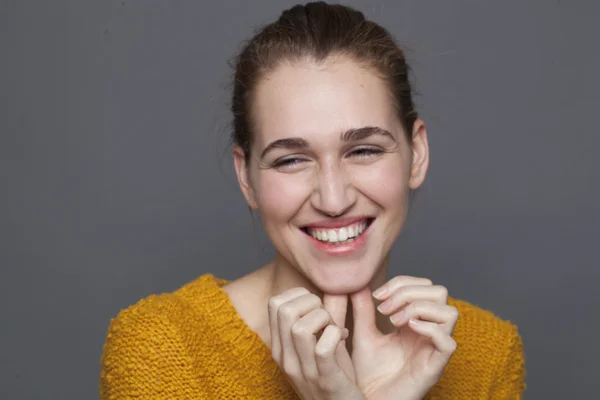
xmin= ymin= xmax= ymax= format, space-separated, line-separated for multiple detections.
xmin=306 ymin=220 xmax=370 ymax=244
xmin=327 ymin=229 xmax=338 ymax=243
xmin=338 ymin=227 xmax=348 ymax=241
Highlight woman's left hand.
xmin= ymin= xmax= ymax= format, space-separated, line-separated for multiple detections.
xmin=349 ymin=276 xmax=459 ymax=400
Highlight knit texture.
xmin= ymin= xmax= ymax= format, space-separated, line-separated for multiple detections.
xmin=100 ymin=274 xmax=526 ymax=399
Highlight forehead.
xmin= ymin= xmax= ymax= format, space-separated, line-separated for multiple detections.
xmin=251 ymin=57 xmax=399 ymax=145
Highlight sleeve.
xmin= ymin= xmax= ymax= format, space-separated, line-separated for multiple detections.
xmin=490 ymin=324 xmax=526 ymax=400
xmin=99 ymin=296 xmax=206 ymax=399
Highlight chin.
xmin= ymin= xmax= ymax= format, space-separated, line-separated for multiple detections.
xmin=309 ymin=264 xmax=376 ymax=295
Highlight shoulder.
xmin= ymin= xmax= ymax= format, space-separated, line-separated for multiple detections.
xmin=103 ymin=273 xmax=220 ymax=339
xmin=448 ymin=297 xmax=523 ymax=354
xmin=101 ymin=291 xmax=190 ymax=349
xmin=432 ymin=297 xmax=526 ymax=398
xmin=448 ymin=297 xmax=521 ymax=342
xmin=100 ymin=274 xmax=220 ymax=399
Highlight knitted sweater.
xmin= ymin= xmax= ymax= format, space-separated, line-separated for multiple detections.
xmin=100 ymin=274 xmax=526 ymax=399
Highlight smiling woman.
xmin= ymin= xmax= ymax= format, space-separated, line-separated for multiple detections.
xmin=100 ymin=2 xmax=525 ymax=399
xmin=237 ymin=56 xmax=415 ymax=295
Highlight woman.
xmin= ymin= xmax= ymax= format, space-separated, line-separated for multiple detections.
xmin=100 ymin=2 xmax=525 ymax=399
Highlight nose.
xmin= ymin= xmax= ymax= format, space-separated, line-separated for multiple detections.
xmin=310 ymin=162 xmax=356 ymax=217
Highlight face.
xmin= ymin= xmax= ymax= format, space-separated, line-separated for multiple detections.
xmin=234 ymin=56 xmax=429 ymax=294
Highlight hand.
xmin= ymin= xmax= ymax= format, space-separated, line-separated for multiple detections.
xmin=268 ymin=287 xmax=366 ymax=400
xmin=350 ymin=276 xmax=459 ymax=400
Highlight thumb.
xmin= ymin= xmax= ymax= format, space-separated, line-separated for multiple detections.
xmin=350 ymin=286 xmax=379 ymax=341
xmin=322 ymin=293 xmax=348 ymax=329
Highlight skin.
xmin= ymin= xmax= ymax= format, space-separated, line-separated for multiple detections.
xmin=227 ymin=55 xmax=457 ymax=399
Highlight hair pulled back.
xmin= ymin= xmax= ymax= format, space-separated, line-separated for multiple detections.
xmin=231 ymin=2 xmax=418 ymax=160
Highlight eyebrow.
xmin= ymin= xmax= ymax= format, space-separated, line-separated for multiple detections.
xmin=259 ymin=126 xmax=396 ymax=159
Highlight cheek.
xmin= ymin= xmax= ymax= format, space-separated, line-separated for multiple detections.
xmin=352 ymin=157 xmax=409 ymax=210
xmin=255 ymin=173 xmax=310 ymax=222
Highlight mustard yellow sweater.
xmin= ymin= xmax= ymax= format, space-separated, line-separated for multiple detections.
xmin=100 ymin=274 xmax=526 ymax=399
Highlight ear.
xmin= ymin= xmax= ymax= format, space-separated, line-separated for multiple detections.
xmin=233 ymin=146 xmax=259 ymax=210
xmin=408 ymin=119 xmax=430 ymax=190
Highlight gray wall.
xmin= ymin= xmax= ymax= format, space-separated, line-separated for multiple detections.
xmin=2 ymin=0 xmax=598 ymax=398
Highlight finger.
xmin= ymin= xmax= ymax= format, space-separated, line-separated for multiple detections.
xmin=372 ymin=275 xmax=433 ymax=301
xmin=407 ymin=319 xmax=457 ymax=369
xmin=350 ymin=286 xmax=379 ymax=341
xmin=390 ymin=301 xmax=458 ymax=334
xmin=268 ymin=287 xmax=310 ymax=360
xmin=377 ymin=285 xmax=449 ymax=315
xmin=315 ymin=324 xmax=350 ymax=379
xmin=277 ymin=293 xmax=323 ymax=374
xmin=291 ymin=308 xmax=334 ymax=380
xmin=322 ymin=293 xmax=348 ymax=329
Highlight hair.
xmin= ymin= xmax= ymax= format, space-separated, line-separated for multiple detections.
xmin=230 ymin=1 xmax=419 ymax=161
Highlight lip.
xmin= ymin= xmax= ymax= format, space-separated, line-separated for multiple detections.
xmin=301 ymin=218 xmax=374 ymax=256
xmin=302 ymin=216 xmax=374 ymax=230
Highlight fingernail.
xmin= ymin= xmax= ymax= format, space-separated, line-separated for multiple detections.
xmin=377 ymin=300 xmax=391 ymax=313
xmin=390 ymin=310 xmax=405 ymax=324
xmin=408 ymin=318 xmax=422 ymax=326
xmin=372 ymin=286 xmax=388 ymax=299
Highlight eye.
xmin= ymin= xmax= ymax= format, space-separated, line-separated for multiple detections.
xmin=349 ymin=146 xmax=384 ymax=158
xmin=272 ymin=156 xmax=307 ymax=169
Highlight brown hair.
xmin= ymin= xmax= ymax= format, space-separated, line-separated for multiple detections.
xmin=231 ymin=1 xmax=418 ymax=161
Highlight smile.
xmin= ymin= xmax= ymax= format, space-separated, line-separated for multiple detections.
xmin=301 ymin=218 xmax=374 ymax=245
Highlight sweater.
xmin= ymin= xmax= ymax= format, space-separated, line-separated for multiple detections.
xmin=100 ymin=274 xmax=526 ymax=399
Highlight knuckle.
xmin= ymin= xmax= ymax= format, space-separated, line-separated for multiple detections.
xmin=314 ymin=343 xmax=335 ymax=359
xmin=315 ymin=336 xmax=337 ymax=359
xmin=269 ymin=288 xmax=310 ymax=311
xmin=288 ymin=287 xmax=310 ymax=298
xmin=390 ymin=275 xmax=409 ymax=286
xmin=422 ymin=277 xmax=434 ymax=286
xmin=316 ymin=307 xmax=332 ymax=321
xmin=447 ymin=306 xmax=459 ymax=320
xmin=448 ymin=337 xmax=458 ymax=352
xmin=296 ymin=287 xmax=311 ymax=296
xmin=278 ymin=303 xmax=297 ymax=321
xmin=268 ymin=295 xmax=285 ymax=312
xmin=434 ymin=285 xmax=449 ymax=298
xmin=307 ymin=293 xmax=323 ymax=307
xmin=391 ymin=275 xmax=433 ymax=286
xmin=314 ymin=326 xmax=340 ymax=358
xmin=290 ymin=321 xmax=309 ymax=338
xmin=314 ymin=346 xmax=326 ymax=359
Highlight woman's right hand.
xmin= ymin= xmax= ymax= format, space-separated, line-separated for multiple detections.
xmin=268 ymin=288 xmax=366 ymax=400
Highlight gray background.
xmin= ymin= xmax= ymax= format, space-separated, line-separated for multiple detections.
xmin=1 ymin=0 xmax=598 ymax=399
